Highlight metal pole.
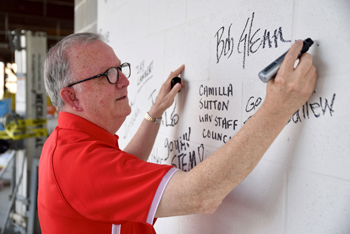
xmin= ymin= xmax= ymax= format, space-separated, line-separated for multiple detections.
xmin=0 ymin=150 xmax=15 ymax=179
xmin=27 ymin=158 xmax=40 ymax=234
xmin=1 ymin=154 xmax=26 ymax=234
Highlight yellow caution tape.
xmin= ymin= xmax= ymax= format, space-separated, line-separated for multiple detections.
xmin=0 ymin=119 xmax=47 ymax=140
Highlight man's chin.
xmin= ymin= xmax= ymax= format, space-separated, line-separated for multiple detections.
xmin=126 ymin=106 xmax=132 ymax=116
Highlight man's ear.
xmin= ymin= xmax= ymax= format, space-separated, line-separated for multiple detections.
xmin=60 ymin=87 xmax=83 ymax=112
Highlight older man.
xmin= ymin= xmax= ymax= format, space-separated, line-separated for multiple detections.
xmin=38 ymin=33 xmax=317 ymax=234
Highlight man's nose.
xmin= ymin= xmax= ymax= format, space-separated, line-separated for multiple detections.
xmin=117 ymin=72 xmax=130 ymax=89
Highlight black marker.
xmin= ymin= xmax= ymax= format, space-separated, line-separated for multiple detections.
xmin=171 ymin=77 xmax=181 ymax=92
xmin=258 ymin=38 xmax=314 ymax=83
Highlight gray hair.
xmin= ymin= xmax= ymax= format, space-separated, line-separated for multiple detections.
xmin=43 ymin=32 xmax=104 ymax=111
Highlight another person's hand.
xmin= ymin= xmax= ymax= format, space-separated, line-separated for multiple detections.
xmin=148 ymin=65 xmax=185 ymax=118
xmin=264 ymin=40 xmax=318 ymax=118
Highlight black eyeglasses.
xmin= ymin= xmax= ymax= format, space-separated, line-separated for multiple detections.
xmin=67 ymin=62 xmax=131 ymax=87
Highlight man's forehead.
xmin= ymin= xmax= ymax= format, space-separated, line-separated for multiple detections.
xmin=69 ymin=41 xmax=120 ymax=75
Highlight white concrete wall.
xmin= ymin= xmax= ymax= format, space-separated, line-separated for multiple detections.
xmin=89 ymin=0 xmax=348 ymax=233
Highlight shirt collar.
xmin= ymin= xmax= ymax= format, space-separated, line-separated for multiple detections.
xmin=57 ymin=112 xmax=120 ymax=147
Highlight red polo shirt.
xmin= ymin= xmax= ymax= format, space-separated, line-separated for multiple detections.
xmin=38 ymin=112 xmax=177 ymax=234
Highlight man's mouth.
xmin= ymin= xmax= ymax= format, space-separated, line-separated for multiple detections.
xmin=116 ymin=96 xmax=127 ymax=101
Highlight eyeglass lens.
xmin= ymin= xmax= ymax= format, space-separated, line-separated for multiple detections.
xmin=120 ymin=64 xmax=130 ymax=78
xmin=107 ymin=64 xmax=130 ymax=84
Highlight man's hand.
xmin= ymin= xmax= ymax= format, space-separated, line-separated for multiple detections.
xmin=124 ymin=65 xmax=185 ymax=160
xmin=148 ymin=65 xmax=185 ymax=119
xmin=264 ymin=40 xmax=318 ymax=118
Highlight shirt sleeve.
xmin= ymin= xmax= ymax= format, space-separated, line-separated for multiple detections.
xmin=53 ymin=143 xmax=178 ymax=226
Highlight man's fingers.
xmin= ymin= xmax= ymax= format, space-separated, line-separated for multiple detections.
xmin=169 ymin=83 xmax=182 ymax=97
xmin=303 ymin=57 xmax=317 ymax=83
xmin=168 ymin=64 xmax=185 ymax=81
xmin=295 ymin=53 xmax=314 ymax=79
xmin=173 ymin=64 xmax=185 ymax=77
xmin=279 ymin=40 xmax=303 ymax=74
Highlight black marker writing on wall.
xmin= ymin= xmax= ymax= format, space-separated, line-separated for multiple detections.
xmin=171 ymin=143 xmax=205 ymax=172
xmin=199 ymin=83 xmax=233 ymax=111
xmin=198 ymin=83 xmax=238 ymax=144
xmin=289 ymin=93 xmax=336 ymax=124
xmin=242 ymin=92 xmax=336 ymax=125
xmin=202 ymin=129 xmax=232 ymax=143
xmin=244 ymin=96 xmax=263 ymax=124
xmin=165 ymin=127 xmax=191 ymax=158
xmin=215 ymin=23 xmax=234 ymax=62
xmin=164 ymin=100 xmax=180 ymax=127
xmin=136 ymin=60 xmax=154 ymax=93
xmin=148 ymin=89 xmax=157 ymax=106
xmin=155 ymin=127 xmax=205 ymax=172
xmin=199 ymin=84 xmax=234 ymax=97
xmin=215 ymin=12 xmax=291 ymax=69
